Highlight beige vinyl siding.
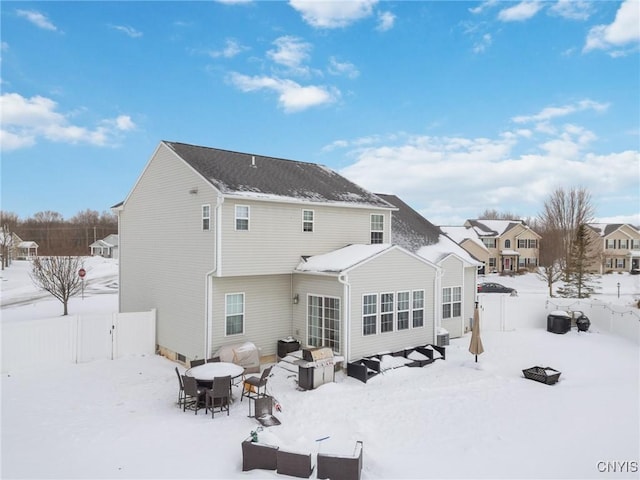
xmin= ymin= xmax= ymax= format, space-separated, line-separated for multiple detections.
xmin=220 ymin=201 xmax=392 ymax=276
xmin=210 ymin=275 xmax=292 ymax=357
xmin=292 ymin=273 xmax=344 ymax=350
xmin=461 ymin=239 xmax=489 ymax=266
xmin=119 ymin=143 xmax=217 ymax=360
xmin=440 ymin=256 xmax=464 ymax=338
xmin=346 ymin=248 xmax=437 ymax=360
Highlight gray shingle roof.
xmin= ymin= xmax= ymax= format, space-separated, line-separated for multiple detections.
xmin=164 ymin=141 xmax=393 ymax=209
xmin=375 ymin=193 xmax=441 ymax=252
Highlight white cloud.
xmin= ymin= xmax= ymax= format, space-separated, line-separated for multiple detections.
xmin=512 ymin=99 xmax=609 ymax=124
xmin=469 ymin=1 xmax=499 ymax=15
xmin=548 ymin=0 xmax=593 ymax=21
xmin=267 ymin=36 xmax=312 ymax=72
xmin=376 ymin=11 xmax=395 ymax=32
xmin=16 ymin=9 xmax=58 ymax=31
xmin=227 ymin=73 xmax=338 ymax=112
xmin=473 ymin=33 xmax=493 ymax=53
xmin=497 ymin=1 xmax=544 ymax=22
xmin=327 ymin=57 xmax=359 ymax=79
xmin=335 ymin=122 xmax=639 ymax=225
xmin=0 ymin=92 xmax=136 ymax=151
xmin=209 ymin=39 xmax=247 ymax=58
xmin=109 ymin=24 xmax=143 ymax=38
xmin=289 ymin=0 xmax=377 ymax=28
xmin=584 ymin=0 xmax=640 ymax=55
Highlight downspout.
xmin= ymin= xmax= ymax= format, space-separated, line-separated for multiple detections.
xmin=338 ymin=273 xmax=351 ymax=363
xmin=434 ymin=266 xmax=443 ymax=343
xmin=205 ymin=194 xmax=224 ymax=357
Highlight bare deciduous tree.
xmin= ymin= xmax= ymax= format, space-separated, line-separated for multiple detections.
xmin=30 ymin=256 xmax=84 ymax=315
xmin=536 ymin=225 xmax=565 ymax=296
xmin=0 ymin=211 xmax=19 ymax=269
xmin=538 ymin=187 xmax=595 ymax=280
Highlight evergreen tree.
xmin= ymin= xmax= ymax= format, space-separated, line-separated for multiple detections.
xmin=557 ymin=224 xmax=599 ymax=298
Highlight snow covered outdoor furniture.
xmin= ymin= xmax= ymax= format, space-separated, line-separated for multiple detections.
xmin=276 ymin=449 xmax=314 ymax=478
xmin=417 ymin=344 xmax=446 ymax=361
xmin=214 ymin=341 xmax=261 ymax=374
xmin=346 ymin=358 xmax=381 ymax=383
xmin=241 ymin=437 xmax=279 ymax=471
xmin=522 ymin=366 xmax=562 ymax=385
xmin=404 ymin=348 xmax=434 ymax=367
xmin=317 ymin=440 xmax=363 ymax=480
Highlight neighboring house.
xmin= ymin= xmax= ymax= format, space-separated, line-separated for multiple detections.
xmin=0 ymin=232 xmax=38 ymax=261
xmin=462 ymin=219 xmax=541 ymax=274
xmin=377 ymin=194 xmax=482 ymax=338
xmin=586 ymin=223 xmax=640 ymax=273
xmin=440 ymin=226 xmax=490 ymax=274
xmin=90 ymin=234 xmax=119 ymax=259
xmin=117 ymin=141 xmax=450 ymax=365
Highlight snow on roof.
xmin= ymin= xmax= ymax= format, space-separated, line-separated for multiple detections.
xmin=440 ymin=226 xmax=489 ymax=253
xmin=468 ymin=219 xmax=523 ymax=236
xmin=17 ymin=241 xmax=38 ymax=248
xmin=417 ymin=236 xmax=482 ymax=266
xmin=295 ymin=244 xmax=393 ymax=273
xmin=501 ymin=249 xmax=520 ymax=256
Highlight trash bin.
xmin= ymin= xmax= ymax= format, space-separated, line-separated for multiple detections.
xmin=576 ymin=314 xmax=590 ymax=332
xmin=547 ymin=311 xmax=571 ymax=334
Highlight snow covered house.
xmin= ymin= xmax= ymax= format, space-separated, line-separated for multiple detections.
xmin=116 ymin=141 xmax=445 ymax=365
xmin=377 ymin=194 xmax=482 ymax=338
xmin=586 ymin=223 xmax=640 ymax=274
xmin=461 ymin=219 xmax=541 ymax=274
xmin=89 ymin=234 xmax=119 ymax=259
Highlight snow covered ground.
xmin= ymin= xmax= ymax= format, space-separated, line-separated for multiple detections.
xmin=1 ymin=259 xmax=639 ymax=479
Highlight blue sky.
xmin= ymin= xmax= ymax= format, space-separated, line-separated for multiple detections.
xmin=1 ymin=0 xmax=639 ymax=226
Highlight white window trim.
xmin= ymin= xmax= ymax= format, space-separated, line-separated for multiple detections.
xmin=370 ymin=214 xmax=384 ymax=244
xmin=411 ymin=289 xmax=425 ymax=328
xmin=362 ymin=293 xmax=378 ymax=336
xmin=235 ymin=205 xmax=250 ymax=231
xmin=397 ymin=290 xmax=410 ymax=331
xmin=202 ymin=204 xmax=211 ymax=231
xmin=224 ymin=292 xmax=245 ymax=336
xmin=306 ymin=294 xmax=341 ymax=353
xmin=380 ymin=291 xmax=394 ymax=333
xmin=302 ymin=209 xmax=314 ymax=233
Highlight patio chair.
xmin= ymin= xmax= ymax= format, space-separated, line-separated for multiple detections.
xmin=317 ymin=441 xmax=363 ymax=480
xmin=190 ymin=358 xmax=205 ymax=367
xmin=241 ymin=365 xmax=273 ymax=402
xmin=205 ymin=375 xmax=231 ymax=418
xmin=174 ymin=366 xmax=185 ymax=408
xmin=206 ymin=356 xmax=221 ymax=363
xmin=182 ymin=375 xmax=206 ymax=414
xmin=241 ymin=437 xmax=279 ymax=471
xmin=276 ymin=449 xmax=314 ymax=478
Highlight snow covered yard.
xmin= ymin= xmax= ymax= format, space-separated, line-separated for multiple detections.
xmin=1 ymin=259 xmax=639 ymax=479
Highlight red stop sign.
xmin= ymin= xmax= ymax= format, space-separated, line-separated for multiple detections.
xmin=78 ymin=268 xmax=86 ymax=278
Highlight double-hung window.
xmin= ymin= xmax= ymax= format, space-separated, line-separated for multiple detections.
xmin=442 ymin=286 xmax=461 ymax=319
xmin=412 ymin=290 xmax=424 ymax=328
xmin=202 ymin=204 xmax=211 ymax=231
xmin=303 ymin=210 xmax=314 ymax=232
xmin=380 ymin=293 xmax=394 ymax=333
xmin=370 ymin=214 xmax=384 ymax=244
xmin=235 ymin=205 xmax=249 ymax=231
xmin=225 ymin=293 xmax=244 ymax=335
xmin=362 ymin=294 xmax=377 ymax=336
xmin=397 ymin=291 xmax=410 ymax=330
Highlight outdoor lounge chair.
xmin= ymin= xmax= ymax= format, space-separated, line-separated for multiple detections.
xmin=276 ymin=449 xmax=314 ymax=478
xmin=347 ymin=358 xmax=380 ymax=383
xmin=241 ymin=437 xmax=279 ymax=471
xmin=317 ymin=440 xmax=363 ymax=480
xmin=182 ymin=375 xmax=206 ymax=414
xmin=174 ymin=366 xmax=185 ymax=407
xmin=205 ymin=375 xmax=231 ymax=418
xmin=241 ymin=365 xmax=273 ymax=402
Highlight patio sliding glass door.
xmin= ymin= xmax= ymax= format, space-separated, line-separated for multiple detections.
xmin=307 ymin=295 xmax=340 ymax=353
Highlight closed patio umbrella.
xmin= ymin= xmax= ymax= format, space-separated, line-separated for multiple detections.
xmin=469 ymin=302 xmax=484 ymax=362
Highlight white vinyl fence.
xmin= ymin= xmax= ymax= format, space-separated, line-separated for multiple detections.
xmin=478 ymin=295 xmax=639 ymax=345
xmin=1 ymin=310 xmax=156 ymax=373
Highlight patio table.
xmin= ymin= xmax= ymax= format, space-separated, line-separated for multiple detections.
xmin=185 ymin=362 xmax=244 ymax=384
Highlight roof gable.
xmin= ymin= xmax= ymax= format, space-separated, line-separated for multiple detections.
xmin=164 ymin=141 xmax=393 ymax=209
